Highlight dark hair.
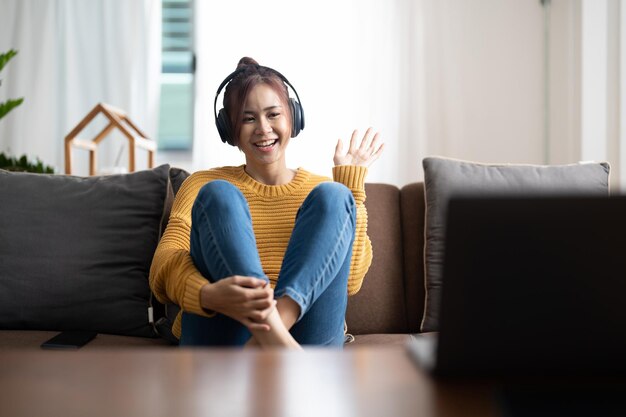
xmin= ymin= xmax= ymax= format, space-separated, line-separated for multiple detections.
xmin=223 ymin=57 xmax=292 ymax=146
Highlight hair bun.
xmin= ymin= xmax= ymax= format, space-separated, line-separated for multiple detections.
xmin=237 ymin=57 xmax=259 ymax=70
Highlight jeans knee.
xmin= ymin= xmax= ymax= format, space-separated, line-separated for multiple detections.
xmin=310 ymin=182 xmax=356 ymax=216
xmin=195 ymin=180 xmax=245 ymax=212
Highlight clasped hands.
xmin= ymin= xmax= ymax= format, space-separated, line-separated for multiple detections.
xmin=200 ymin=275 xmax=275 ymax=331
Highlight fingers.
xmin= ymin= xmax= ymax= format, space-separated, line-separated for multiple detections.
xmin=372 ymin=142 xmax=385 ymax=158
xmin=247 ymin=297 xmax=275 ymax=309
xmin=334 ymin=138 xmax=343 ymax=156
xmin=247 ymin=307 xmax=275 ymax=322
xmin=241 ymin=287 xmax=273 ymax=305
xmin=231 ymin=275 xmax=268 ymax=288
xmin=365 ymin=133 xmax=384 ymax=164
xmin=358 ymin=127 xmax=374 ymax=152
xmin=233 ymin=297 xmax=275 ymax=330
xmin=333 ymin=139 xmax=344 ymax=166
xmin=367 ymin=131 xmax=380 ymax=153
xmin=233 ymin=298 xmax=275 ymax=330
xmin=367 ymin=142 xmax=385 ymax=166
xmin=348 ymin=129 xmax=358 ymax=153
xmin=347 ymin=128 xmax=382 ymax=167
xmin=242 ymin=298 xmax=276 ymax=331
xmin=349 ymin=127 xmax=381 ymax=156
xmin=243 ymin=319 xmax=271 ymax=332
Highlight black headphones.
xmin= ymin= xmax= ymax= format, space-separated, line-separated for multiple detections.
xmin=213 ymin=65 xmax=305 ymax=146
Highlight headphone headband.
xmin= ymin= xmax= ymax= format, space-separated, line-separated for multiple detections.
xmin=213 ymin=64 xmax=305 ymax=146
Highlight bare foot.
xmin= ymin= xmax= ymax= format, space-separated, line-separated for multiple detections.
xmin=250 ymin=309 xmax=302 ymax=350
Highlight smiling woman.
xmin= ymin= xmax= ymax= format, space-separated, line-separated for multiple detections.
xmin=149 ymin=57 xmax=384 ymax=349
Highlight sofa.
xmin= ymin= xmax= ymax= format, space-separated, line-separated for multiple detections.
xmin=0 ymin=157 xmax=610 ymax=349
xmin=0 ymin=164 xmax=426 ymax=349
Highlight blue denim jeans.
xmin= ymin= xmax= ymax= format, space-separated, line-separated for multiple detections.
xmin=180 ymin=180 xmax=356 ymax=347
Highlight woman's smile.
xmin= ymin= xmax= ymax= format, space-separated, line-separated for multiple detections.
xmin=253 ymin=138 xmax=279 ymax=151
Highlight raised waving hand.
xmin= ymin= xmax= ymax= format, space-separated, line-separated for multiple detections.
xmin=333 ymin=127 xmax=384 ymax=167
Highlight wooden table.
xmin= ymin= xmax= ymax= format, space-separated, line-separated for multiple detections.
xmin=0 ymin=346 xmax=497 ymax=417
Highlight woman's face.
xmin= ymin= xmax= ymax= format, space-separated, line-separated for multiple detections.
xmin=238 ymin=83 xmax=291 ymax=171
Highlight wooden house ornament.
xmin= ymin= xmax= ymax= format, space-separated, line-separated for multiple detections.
xmin=65 ymin=102 xmax=155 ymax=175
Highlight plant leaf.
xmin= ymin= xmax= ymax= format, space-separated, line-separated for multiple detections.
xmin=0 ymin=98 xmax=24 ymax=120
xmin=0 ymin=49 xmax=18 ymax=73
xmin=0 ymin=152 xmax=55 ymax=173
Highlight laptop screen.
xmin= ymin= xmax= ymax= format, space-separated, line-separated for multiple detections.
xmin=435 ymin=195 xmax=626 ymax=376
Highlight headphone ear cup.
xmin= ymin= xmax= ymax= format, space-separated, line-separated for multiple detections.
xmin=216 ymin=108 xmax=235 ymax=146
xmin=289 ymin=98 xmax=304 ymax=138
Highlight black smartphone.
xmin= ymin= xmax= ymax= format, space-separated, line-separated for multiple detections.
xmin=40 ymin=331 xmax=97 ymax=350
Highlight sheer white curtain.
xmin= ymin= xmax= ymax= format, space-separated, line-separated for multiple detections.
xmin=193 ymin=0 xmax=426 ymax=185
xmin=0 ymin=0 xmax=161 ymax=175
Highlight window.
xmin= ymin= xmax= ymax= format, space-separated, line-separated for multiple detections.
xmin=158 ymin=0 xmax=194 ymax=151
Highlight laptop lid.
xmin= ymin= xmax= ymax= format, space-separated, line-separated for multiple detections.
xmin=433 ymin=195 xmax=626 ymax=377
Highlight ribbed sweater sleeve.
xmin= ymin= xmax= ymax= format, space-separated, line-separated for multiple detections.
xmin=332 ymin=165 xmax=373 ymax=295
xmin=149 ymin=173 xmax=218 ymax=338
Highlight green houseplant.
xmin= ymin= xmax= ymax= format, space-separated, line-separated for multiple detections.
xmin=0 ymin=49 xmax=23 ymax=121
xmin=0 ymin=153 xmax=55 ymax=173
xmin=0 ymin=49 xmax=54 ymax=173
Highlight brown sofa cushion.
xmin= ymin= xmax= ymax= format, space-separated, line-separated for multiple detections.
xmin=346 ymin=183 xmax=408 ymax=334
xmin=400 ymin=182 xmax=425 ymax=332
xmin=346 ymin=333 xmax=413 ymax=347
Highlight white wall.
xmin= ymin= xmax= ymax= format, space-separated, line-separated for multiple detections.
xmin=549 ymin=0 xmax=625 ymax=190
xmin=547 ymin=0 xmax=582 ymax=166
xmin=420 ymin=0 xmax=545 ymax=165
xmin=581 ymin=0 xmax=608 ymax=163
xmin=190 ymin=0 xmax=549 ymax=186
xmin=420 ymin=0 xmax=625 ymax=189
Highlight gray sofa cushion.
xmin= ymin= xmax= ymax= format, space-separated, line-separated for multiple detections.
xmin=421 ymin=157 xmax=611 ymax=332
xmin=151 ymin=167 xmax=190 ymax=343
xmin=0 ymin=165 xmax=170 ymax=337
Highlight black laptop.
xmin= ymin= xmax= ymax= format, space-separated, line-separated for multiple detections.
xmin=408 ymin=195 xmax=626 ymax=377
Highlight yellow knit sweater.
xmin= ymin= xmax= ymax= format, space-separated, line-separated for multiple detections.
xmin=149 ymin=164 xmax=372 ymax=339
